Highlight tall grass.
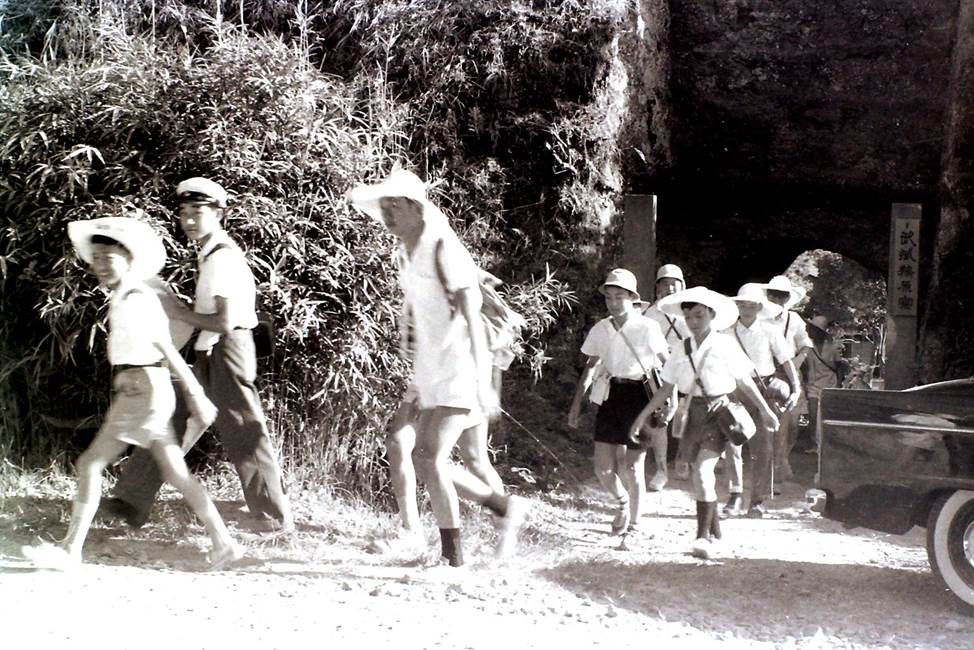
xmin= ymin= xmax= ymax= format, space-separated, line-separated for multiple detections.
xmin=0 ymin=0 xmax=632 ymax=495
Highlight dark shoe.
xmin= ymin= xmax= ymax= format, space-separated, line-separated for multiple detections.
xmin=722 ymin=493 xmax=744 ymax=517
xmin=99 ymin=498 xmax=148 ymax=529
xmin=747 ymin=503 xmax=766 ymax=519
xmin=610 ymin=505 xmax=631 ymax=536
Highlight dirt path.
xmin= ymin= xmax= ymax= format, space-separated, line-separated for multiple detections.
xmin=2 ymin=453 xmax=972 ymax=649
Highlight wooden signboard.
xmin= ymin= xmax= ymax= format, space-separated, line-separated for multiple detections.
xmin=885 ymin=203 xmax=921 ymax=389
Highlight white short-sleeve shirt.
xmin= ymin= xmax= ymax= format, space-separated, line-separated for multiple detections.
xmin=642 ymin=302 xmax=689 ymax=349
xmin=660 ymin=331 xmax=755 ymax=397
xmin=580 ymin=313 xmax=668 ymax=380
xmin=398 ymin=214 xmax=486 ymax=410
xmin=772 ymin=310 xmax=813 ymax=356
xmin=107 ymin=279 xmax=170 ymax=366
xmin=194 ymin=231 xmax=259 ymax=351
xmin=724 ymin=320 xmax=794 ymax=376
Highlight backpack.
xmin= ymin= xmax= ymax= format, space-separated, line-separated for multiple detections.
xmin=433 ymin=238 xmax=526 ymax=370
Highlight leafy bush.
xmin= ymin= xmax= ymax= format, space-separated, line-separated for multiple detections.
xmin=0 ymin=2 xmax=593 ymax=494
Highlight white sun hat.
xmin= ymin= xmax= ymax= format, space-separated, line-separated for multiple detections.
xmin=656 ymin=263 xmax=685 ymax=284
xmin=731 ymin=283 xmax=783 ymax=320
xmin=347 ymin=169 xmax=435 ymax=223
xmin=599 ymin=268 xmax=640 ymax=301
xmin=175 ymin=177 xmax=228 ymax=208
xmin=67 ymin=216 xmax=166 ymax=281
xmin=659 ymin=286 xmax=739 ymax=331
xmin=762 ymin=275 xmax=807 ymax=309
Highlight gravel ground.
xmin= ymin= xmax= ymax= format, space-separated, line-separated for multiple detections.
xmin=2 ymin=451 xmax=972 ymax=649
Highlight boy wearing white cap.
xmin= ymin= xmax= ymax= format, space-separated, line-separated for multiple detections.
xmin=568 ymin=268 xmax=670 ymax=541
xmin=107 ymin=177 xmax=293 ymax=533
xmin=640 ymin=263 xmax=691 ymax=490
xmin=763 ymin=275 xmax=814 ymax=482
xmin=349 ymin=169 xmax=529 ymax=567
xmin=631 ymin=287 xmax=779 ymax=559
xmin=723 ymin=284 xmax=801 ymax=517
xmin=22 ymin=217 xmax=242 ymax=570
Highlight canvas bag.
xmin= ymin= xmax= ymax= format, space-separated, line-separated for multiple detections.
xmin=433 ymin=239 xmax=526 ymax=370
xmin=685 ymin=338 xmax=756 ymax=446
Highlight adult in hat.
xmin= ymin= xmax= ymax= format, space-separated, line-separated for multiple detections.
xmin=761 ymin=275 xmax=814 ymax=483
xmin=630 ymin=286 xmax=778 ymax=560
xmin=22 ymin=217 xmax=242 ymax=570
xmin=639 ymin=263 xmax=691 ymax=491
xmin=349 ymin=168 xmax=529 ymax=567
xmin=569 ymin=268 xmax=670 ymax=545
xmin=105 ymin=177 xmax=294 ymax=534
xmin=722 ymin=283 xmax=801 ymax=517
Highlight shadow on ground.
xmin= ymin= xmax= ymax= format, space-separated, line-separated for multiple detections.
xmin=537 ymin=556 xmax=956 ymax=645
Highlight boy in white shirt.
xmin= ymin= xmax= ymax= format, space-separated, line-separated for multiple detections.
xmin=22 ymin=217 xmax=241 ymax=570
xmin=106 ymin=178 xmax=293 ymax=534
xmin=640 ymin=263 xmax=691 ymax=490
xmin=724 ymin=284 xmax=800 ymax=516
xmin=631 ymin=287 xmax=778 ymax=560
xmin=568 ymin=269 xmax=670 ymax=540
xmin=763 ymin=275 xmax=814 ymax=482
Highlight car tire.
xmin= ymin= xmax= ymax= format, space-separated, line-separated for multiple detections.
xmin=926 ymin=490 xmax=974 ymax=614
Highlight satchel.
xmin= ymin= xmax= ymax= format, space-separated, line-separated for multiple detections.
xmin=589 ymin=363 xmax=611 ymax=405
xmin=253 ymin=311 xmax=275 ymax=359
xmin=710 ymin=396 xmax=756 ymax=445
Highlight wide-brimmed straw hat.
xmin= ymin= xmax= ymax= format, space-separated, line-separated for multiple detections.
xmin=762 ymin=275 xmax=807 ymax=309
xmin=731 ymin=283 xmax=782 ymax=320
xmin=656 ymin=263 xmax=685 ymax=284
xmin=599 ymin=268 xmax=640 ymax=301
xmin=659 ymin=286 xmax=739 ymax=331
xmin=67 ymin=216 xmax=166 ymax=281
xmin=348 ymin=169 xmax=434 ymax=223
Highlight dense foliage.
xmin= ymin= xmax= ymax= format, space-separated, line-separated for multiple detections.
xmin=0 ymin=0 xmax=628 ymax=492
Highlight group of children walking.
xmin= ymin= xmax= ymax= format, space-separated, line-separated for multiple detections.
xmin=574 ymin=266 xmax=815 ymax=559
xmin=20 ymin=167 xmax=818 ymax=572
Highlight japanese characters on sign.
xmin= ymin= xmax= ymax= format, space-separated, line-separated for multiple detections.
xmin=889 ymin=205 xmax=921 ymax=316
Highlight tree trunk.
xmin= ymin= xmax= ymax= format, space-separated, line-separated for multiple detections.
xmin=919 ymin=0 xmax=974 ymax=381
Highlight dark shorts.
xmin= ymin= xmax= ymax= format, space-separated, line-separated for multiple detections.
xmin=594 ymin=380 xmax=650 ymax=450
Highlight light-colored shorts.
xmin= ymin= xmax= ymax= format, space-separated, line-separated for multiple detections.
xmin=407 ymin=380 xmax=486 ymax=430
xmin=97 ymin=366 xmax=176 ymax=449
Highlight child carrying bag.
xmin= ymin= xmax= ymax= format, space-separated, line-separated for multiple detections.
xmin=611 ymin=317 xmax=667 ymax=429
xmin=685 ymin=338 xmax=756 ymax=446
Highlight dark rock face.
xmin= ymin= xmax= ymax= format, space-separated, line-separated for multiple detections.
xmin=666 ymin=0 xmax=958 ymax=191
xmin=631 ymin=0 xmax=970 ymax=379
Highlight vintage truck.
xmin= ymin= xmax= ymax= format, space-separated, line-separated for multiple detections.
xmin=810 ymin=377 xmax=974 ymax=613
